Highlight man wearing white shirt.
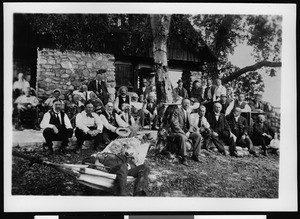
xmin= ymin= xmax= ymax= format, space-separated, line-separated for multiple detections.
xmin=225 ymin=92 xmax=251 ymax=116
xmin=74 ymin=101 xmax=104 ymax=154
xmin=13 ymin=72 xmax=30 ymax=98
xmin=40 ymin=99 xmax=73 ymax=155
xmin=213 ymin=79 xmax=227 ymax=102
xmin=99 ymin=102 xmax=129 ymax=146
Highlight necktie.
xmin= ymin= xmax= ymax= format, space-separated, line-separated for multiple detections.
xmin=56 ymin=113 xmax=60 ymax=124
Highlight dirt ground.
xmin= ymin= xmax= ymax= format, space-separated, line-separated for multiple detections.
xmin=11 ymin=140 xmax=279 ymax=198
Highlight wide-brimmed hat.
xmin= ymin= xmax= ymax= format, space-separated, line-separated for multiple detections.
xmin=177 ymin=79 xmax=183 ymax=84
xmin=97 ymin=69 xmax=106 ymax=74
xmin=116 ymin=127 xmax=131 ymax=138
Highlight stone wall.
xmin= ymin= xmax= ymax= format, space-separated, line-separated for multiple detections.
xmin=36 ymin=48 xmax=116 ymax=100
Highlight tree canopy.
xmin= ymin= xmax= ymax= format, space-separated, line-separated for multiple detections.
xmin=25 ymin=13 xmax=282 ymax=98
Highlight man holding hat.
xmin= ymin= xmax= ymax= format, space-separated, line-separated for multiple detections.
xmin=40 ymin=99 xmax=74 ymax=155
xmin=174 ymin=79 xmax=188 ymax=99
xmin=88 ymin=69 xmax=109 ymax=106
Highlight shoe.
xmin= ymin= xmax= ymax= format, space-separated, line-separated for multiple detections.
xmin=262 ymin=150 xmax=268 ymax=157
xmin=181 ymin=157 xmax=189 ymax=166
xmin=166 ymin=151 xmax=175 ymax=159
xmin=191 ymin=155 xmax=201 ymax=162
xmin=230 ymin=151 xmax=239 ymax=157
xmin=16 ymin=126 xmax=24 ymax=131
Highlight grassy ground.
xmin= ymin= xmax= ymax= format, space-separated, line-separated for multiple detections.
xmin=11 ymin=139 xmax=279 ymax=198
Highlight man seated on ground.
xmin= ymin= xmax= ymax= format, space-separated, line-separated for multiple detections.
xmin=225 ymin=92 xmax=251 ymax=116
xmin=14 ymin=87 xmax=40 ymax=130
xmin=40 ymin=99 xmax=73 ymax=155
xmin=249 ymin=93 xmax=273 ymax=113
xmin=82 ymin=150 xmax=150 ymax=196
xmin=89 ymin=91 xmax=104 ymax=115
xmin=188 ymin=97 xmax=200 ymax=114
xmin=74 ymin=101 xmax=104 ymax=154
xmin=168 ymin=98 xmax=203 ymax=166
xmin=99 ymin=102 xmax=129 ymax=146
xmin=206 ymin=102 xmax=239 ymax=157
xmin=218 ymin=94 xmax=230 ymax=115
xmin=226 ymin=107 xmax=259 ymax=157
xmin=114 ymin=86 xmax=131 ymax=115
xmin=252 ymin=114 xmax=275 ymax=156
xmin=142 ymin=92 xmax=158 ymax=130
xmin=44 ymin=89 xmax=62 ymax=110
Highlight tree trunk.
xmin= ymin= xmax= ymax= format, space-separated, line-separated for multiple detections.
xmin=222 ymin=60 xmax=281 ymax=84
xmin=150 ymin=14 xmax=175 ymax=104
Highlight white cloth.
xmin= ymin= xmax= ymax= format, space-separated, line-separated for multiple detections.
xmin=40 ymin=111 xmax=72 ymax=130
xmin=75 ymin=111 xmax=103 ymax=134
xmin=14 ymin=95 xmax=39 ymax=106
xmin=214 ymin=113 xmax=220 ymax=121
xmin=225 ymin=101 xmax=251 ymax=116
xmin=13 ymin=80 xmax=30 ymax=92
xmin=213 ymin=85 xmax=227 ymax=101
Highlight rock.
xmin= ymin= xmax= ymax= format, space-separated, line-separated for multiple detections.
xmin=148 ymin=174 xmax=157 ymax=183
xmin=39 ymin=59 xmax=47 ymax=64
xmin=61 ymin=73 xmax=69 ymax=78
xmin=61 ymin=61 xmax=71 ymax=69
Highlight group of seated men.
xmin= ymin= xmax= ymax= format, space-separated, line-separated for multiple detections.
xmin=163 ymin=77 xmax=275 ymax=166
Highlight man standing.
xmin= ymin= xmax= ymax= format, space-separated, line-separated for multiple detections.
xmin=252 ymin=114 xmax=275 ymax=156
xmin=190 ymin=80 xmax=203 ymax=103
xmin=137 ymin=78 xmax=152 ymax=99
xmin=40 ymin=99 xmax=73 ymax=155
xmin=74 ymin=101 xmax=104 ymax=154
xmin=88 ymin=69 xmax=109 ymax=106
xmin=174 ymin=79 xmax=188 ymax=99
xmin=169 ymin=98 xmax=203 ymax=166
xmin=213 ymin=78 xmax=227 ymax=102
xmin=206 ymin=102 xmax=238 ymax=157
xmin=226 ymin=107 xmax=259 ymax=157
xmin=13 ymin=72 xmax=30 ymax=99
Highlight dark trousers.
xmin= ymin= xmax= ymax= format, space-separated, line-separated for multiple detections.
xmin=236 ymin=135 xmax=255 ymax=152
xmin=252 ymin=135 xmax=271 ymax=152
xmin=102 ymin=128 xmax=119 ymax=146
xmin=75 ymin=127 xmax=102 ymax=150
xmin=43 ymin=128 xmax=73 ymax=150
xmin=109 ymin=163 xmax=150 ymax=196
xmin=207 ymin=130 xmax=236 ymax=154
xmin=14 ymin=107 xmax=38 ymax=128
xmin=169 ymin=132 xmax=202 ymax=157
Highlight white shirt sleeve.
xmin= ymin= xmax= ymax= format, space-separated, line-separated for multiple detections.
xmin=94 ymin=113 xmax=103 ymax=132
xmin=63 ymin=114 xmax=73 ymax=129
xmin=76 ymin=113 xmax=89 ymax=134
xmin=115 ymin=113 xmax=129 ymax=128
xmin=114 ymin=96 xmax=120 ymax=112
xmin=241 ymin=104 xmax=251 ymax=113
xmin=40 ymin=112 xmax=55 ymax=129
xmin=32 ymin=96 xmax=39 ymax=107
xmin=225 ymin=101 xmax=234 ymax=116
xmin=130 ymin=116 xmax=135 ymax=126
xmin=99 ymin=114 xmax=117 ymax=132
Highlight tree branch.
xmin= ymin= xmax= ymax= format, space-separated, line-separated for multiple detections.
xmin=222 ymin=60 xmax=281 ymax=84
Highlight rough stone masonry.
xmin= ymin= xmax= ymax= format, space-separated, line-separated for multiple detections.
xmin=36 ymin=48 xmax=116 ymax=100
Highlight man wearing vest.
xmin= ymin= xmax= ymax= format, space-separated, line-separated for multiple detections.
xmin=99 ymin=102 xmax=129 ymax=146
xmin=40 ymin=99 xmax=73 ymax=155
xmin=114 ymin=86 xmax=131 ymax=114
xmin=74 ymin=101 xmax=104 ymax=154
xmin=119 ymin=103 xmax=135 ymax=126
xmin=225 ymin=92 xmax=251 ymax=116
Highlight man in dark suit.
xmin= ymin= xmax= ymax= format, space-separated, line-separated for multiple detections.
xmin=88 ymin=69 xmax=110 ymax=106
xmin=218 ymin=94 xmax=230 ymax=114
xmin=169 ymin=98 xmax=203 ymax=166
xmin=226 ymin=107 xmax=259 ymax=157
xmin=252 ymin=114 xmax=275 ymax=156
xmin=203 ymin=78 xmax=215 ymax=113
xmin=206 ymin=102 xmax=239 ymax=157
xmin=137 ymin=78 xmax=152 ymax=100
xmin=174 ymin=79 xmax=189 ymax=99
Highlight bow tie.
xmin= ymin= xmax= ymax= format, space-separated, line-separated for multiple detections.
xmin=86 ymin=112 xmax=93 ymax=118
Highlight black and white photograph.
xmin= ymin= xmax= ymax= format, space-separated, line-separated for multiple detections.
xmin=4 ymin=3 xmax=297 ymax=212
